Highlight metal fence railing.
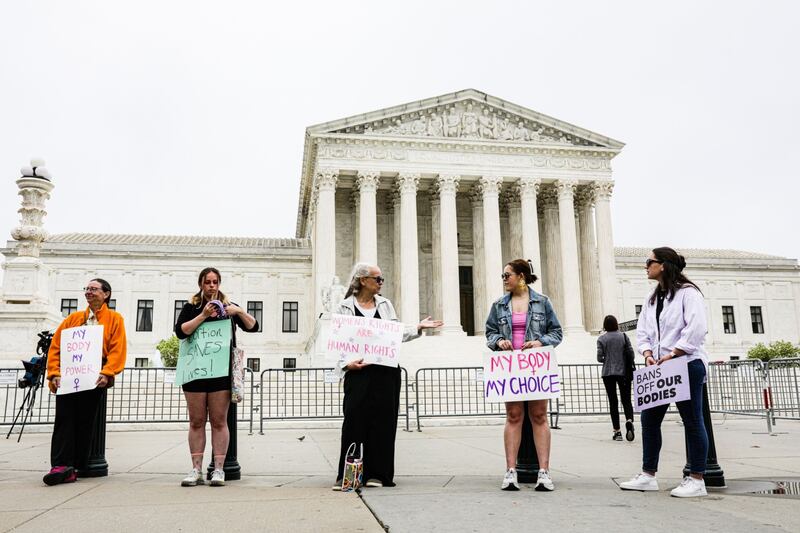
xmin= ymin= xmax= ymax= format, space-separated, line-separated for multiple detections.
xmin=765 ymin=358 xmax=800 ymax=422
xmin=258 ymin=367 xmax=410 ymax=434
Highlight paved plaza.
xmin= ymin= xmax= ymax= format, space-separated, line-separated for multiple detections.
xmin=1 ymin=417 xmax=799 ymax=532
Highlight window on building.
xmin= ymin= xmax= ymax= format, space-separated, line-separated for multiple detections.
xmin=635 ymin=305 xmax=642 ymax=319
xmin=137 ymin=300 xmax=154 ymax=331
xmin=750 ymin=306 xmax=765 ymax=334
xmin=108 ymin=299 xmax=116 ymax=310
xmin=722 ymin=306 xmax=736 ymax=334
xmin=283 ymin=357 xmax=297 ymax=371
xmin=247 ymin=358 xmax=261 ymax=372
xmin=282 ymin=301 xmax=299 ymax=333
xmin=174 ymin=300 xmax=187 ymax=326
xmin=60 ymin=298 xmax=78 ymax=317
xmin=247 ymin=301 xmax=263 ymax=332
xmin=134 ymin=357 xmax=149 ymax=368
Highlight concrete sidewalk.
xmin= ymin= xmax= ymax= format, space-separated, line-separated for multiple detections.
xmin=1 ymin=417 xmax=799 ymax=532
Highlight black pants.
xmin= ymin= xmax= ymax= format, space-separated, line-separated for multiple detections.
xmin=337 ymin=365 xmax=401 ymax=486
xmin=602 ymin=375 xmax=633 ymax=431
xmin=50 ymin=388 xmax=103 ymax=469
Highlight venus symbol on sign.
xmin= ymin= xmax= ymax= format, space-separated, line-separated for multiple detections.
xmin=73 ymin=378 xmax=80 ymax=391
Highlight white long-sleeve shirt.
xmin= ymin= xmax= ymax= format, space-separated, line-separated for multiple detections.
xmin=636 ymin=285 xmax=708 ymax=367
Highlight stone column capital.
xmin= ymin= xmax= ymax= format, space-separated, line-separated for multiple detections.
xmin=592 ymin=180 xmax=614 ymax=201
xmin=434 ymin=174 xmax=461 ymax=196
xmin=516 ymin=177 xmax=542 ymax=199
xmin=356 ymin=171 xmax=380 ymax=192
xmin=574 ymin=185 xmax=596 ymax=210
xmin=478 ymin=175 xmax=503 ymax=197
xmin=397 ymin=172 xmax=420 ymax=193
xmin=315 ymin=168 xmax=339 ymax=191
xmin=554 ymin=179 xmax=578 ymax=201
xmin=538 ymin=185 xmax=559 ymax=209
xmin=500 ymin=187 xmax=520 ymax=210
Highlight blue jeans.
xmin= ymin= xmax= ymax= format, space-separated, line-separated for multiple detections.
xmin=641 ymin=359 xmax=708 ymax=475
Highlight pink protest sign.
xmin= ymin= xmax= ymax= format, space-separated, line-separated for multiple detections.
xmin=633 ymin=357 xmax=690 ymax=412
xmin=326 ymin=314 xmax=404 ymax=368
xmin=482 ymin=347 xmax=561 ymax=403
xmin=57 ymin=325 xmax=103 ymax=395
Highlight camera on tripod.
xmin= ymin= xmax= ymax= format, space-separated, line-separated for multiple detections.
xmin=18 ymin=331 xmax=52 ymax=389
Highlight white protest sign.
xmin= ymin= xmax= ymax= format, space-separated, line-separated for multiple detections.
xmin=326 ymin=314 xmax=404 ymax=368
xmin=163 ymin=370 xmax=176 ymax=384
xmin=58 ymin=325 xmax=103 ymax=395
xmin=633 ymin=357 xmax=690 ymax=412
xmin=482 ymin=347 xmax=561 ymax=403
xmin=0 ymin=370 xmax=17 ymax=386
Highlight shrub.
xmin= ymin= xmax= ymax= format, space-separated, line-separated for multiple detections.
xmin=746 ymin=340 xmax=800 ymax=362
xmin=156 ymin=335 xmax=180 ymax=367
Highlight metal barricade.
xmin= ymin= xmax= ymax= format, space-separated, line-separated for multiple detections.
xmin=765 ymin=358 xmax=800 ymax=423
xmin=258 ymin=367 xmax=410 ymax=434
xmin=706 ymin=360 xmax=770 ymax=430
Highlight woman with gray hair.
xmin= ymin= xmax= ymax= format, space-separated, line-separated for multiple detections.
xmin=333 ymin=263 xmax=442 ymax=490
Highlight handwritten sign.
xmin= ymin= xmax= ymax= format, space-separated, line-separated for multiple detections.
xmin=175 ymin=319 xmax=232 ymax=387
xmin=483 ymin=347 xmax=561 ymax=403
xmin=326 ymin=314 xmax=404 ymax=368
xmin=633 ymin=357 xmax=690 ymax=412
xmin=58 ymin=325 xmax=103 ymax=396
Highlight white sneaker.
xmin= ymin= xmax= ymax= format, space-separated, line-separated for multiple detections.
xmin=180 ymin=468 xmax=204 ymax=487
xmin=365 ymin=478 xmax=383 ymax=488
xmin=209 ymin=469 xmax=225 ymax=487
xmin=501 ymin=468 xmax=519 ymax=491
xmin=535 ymin=469 xmax=554 ymax=491
xmin=619 ymin=472 xmax=659 ymax=491
xmin=670 ymin=476 xmax=707 ymax=498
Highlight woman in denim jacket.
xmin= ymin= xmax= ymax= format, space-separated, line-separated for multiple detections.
xmin=485 ymin=259 xmax=562 ymax=492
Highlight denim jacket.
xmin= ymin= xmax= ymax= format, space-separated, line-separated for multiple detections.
xmin=485 ymin=288 xmax=563 ymax=351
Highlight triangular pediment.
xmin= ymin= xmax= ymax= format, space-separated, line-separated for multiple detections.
xmin=307 ymin=89 xmax=624 ymax=149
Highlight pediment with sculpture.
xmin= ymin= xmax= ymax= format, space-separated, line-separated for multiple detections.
xmin=328 ymin=99 xmax=603 ymax=147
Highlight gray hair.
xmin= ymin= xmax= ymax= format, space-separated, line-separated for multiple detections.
xmin=345 ymin=263 xmax=374 ymax=298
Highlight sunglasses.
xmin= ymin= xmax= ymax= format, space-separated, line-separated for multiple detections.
xmin=645 ymin=259 xmax=663 ymax=268
xmin=83 ymin=287 xmax=104 ymax=293
xmin=365 ymin=276 xmax=385 ymax=284
xmin=501 ymin=273 xmax=515 ymax=280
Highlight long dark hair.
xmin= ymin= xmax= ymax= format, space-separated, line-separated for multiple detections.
xmin=190 ymin=267 xmax=229 ymax=306
xmin=648 ymin=247 xmax=702 ymax=305
xmin=90 ymin=278 xmax=112 ymax=305
xmin=505 ymin=258 xmax=539 ymax=285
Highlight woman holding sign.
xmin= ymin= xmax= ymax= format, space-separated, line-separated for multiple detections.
xmin=486 ymin=259 xmax=562 ymax=492
xmin=619 ymin=247 xmax=709 ymax=498
xmin=333 ymin=263 xmax=442 ymax=490
xmin=175 ymin=267 xmax=258 ymax=487
xmin=43 ymin=278 xmax=127 ymax=486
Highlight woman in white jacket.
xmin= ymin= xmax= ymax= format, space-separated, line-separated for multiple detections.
xmin=332 ymin=263 xmax=442 ymax=489
xmin=620 ymin=247 xmax=710 ymax=498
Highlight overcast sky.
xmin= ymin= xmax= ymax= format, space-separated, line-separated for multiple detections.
xmin=1 ymin=1 xmax=798 ymax=262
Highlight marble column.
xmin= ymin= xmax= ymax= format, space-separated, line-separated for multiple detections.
xmin=356 ymin=171 xmax=379 ymax=264
xmin=517 ymin=178 xmax=542 ymax=291
xmin=593 ymin=181 xmax=618 ymax=318
xmin=576 ymin=187 xmax=602 ymax=332
xmin=313 ymin=169 xmax=338 ymax=315
xmin=480 ymin=176 xmax=504 ymax=315
xmin=430 ymin=189 xmax=443 ymax=326
xmin=397 ymin=173 xmax=420 ymax=324
xmin=470 ymin=187 xmax=486 ymax=335
xmin=505 ymin=188 xmax=523 ymax=260
xmin=555 ymin=179 xmax=584 ymax=333
xmin=540 ymin=186 xmax=563 ymax=318
xmin=391 ymin=189 xmax=402 ymax=312
xmin=435 ymin=174 xmax=464 ymax=334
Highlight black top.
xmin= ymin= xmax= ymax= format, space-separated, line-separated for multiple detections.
xmin=353 ymin=305 xmax=382 ymax=320
xmin=655 ymin=291 xmax=665 ymax=339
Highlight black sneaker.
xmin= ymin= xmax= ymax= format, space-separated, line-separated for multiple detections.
xmin=625 ymin=421 xmax=635 ymax=442
xmin=613 ymin=431 xmax=623 ymax=441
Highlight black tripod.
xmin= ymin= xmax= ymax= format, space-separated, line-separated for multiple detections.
xmin=6 ymin=331 xmax=53 ymax=442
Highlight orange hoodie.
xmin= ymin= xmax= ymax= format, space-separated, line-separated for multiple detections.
xmin=46 ymin=304 xmax=127 ymax=384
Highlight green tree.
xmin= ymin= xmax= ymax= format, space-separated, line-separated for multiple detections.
xmin=156 ymin=335 xmax=180 ymax=367
xmin=746 ymin=340 xmax=800 ymax=362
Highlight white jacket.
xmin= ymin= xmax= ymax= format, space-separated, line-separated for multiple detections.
xmin=636 ymin=284 xmax=708 ymax=366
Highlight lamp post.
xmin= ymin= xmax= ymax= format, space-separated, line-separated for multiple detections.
xmin=516 ymin=402 xmax=540 ymax=482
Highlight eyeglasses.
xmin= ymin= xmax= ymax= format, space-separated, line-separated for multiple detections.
xmin=83 ymin=287 xmax=104 ymax=293
xmin=645 ymin=259 xmax=663 ymax=268
xmin=501 ymin=273 xmax=514 ymax=280
xmin=365 ymin=276 xmax=385 ymax=284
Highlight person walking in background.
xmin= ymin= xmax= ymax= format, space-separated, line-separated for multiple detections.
xmin=333 ymin=263 xmax=442 ymax=490
xmin=43 ymin=279 xmax=126 ymax=486
xmin=597 ymin=315 xmax=636 ymax=442
xmin=175 ymin=267 xmax=259 ymax=487
xmin=620 ymin=247 xmax=710 ymax=498
xmin=486 ymin=259 xmax=562 ymax=492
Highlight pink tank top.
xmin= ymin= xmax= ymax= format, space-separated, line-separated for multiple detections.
xmin=511 ymin=312 xmax=527 ymax=350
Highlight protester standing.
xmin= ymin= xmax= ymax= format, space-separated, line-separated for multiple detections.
xmin=597 ymin=314 xmax=636 ymax=442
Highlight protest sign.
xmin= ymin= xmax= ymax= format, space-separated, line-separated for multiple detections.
xmin=58 ymin=325 xmax=103 ymax=396
xmin=175 ymin=319 xmax=232 ymax=387
xmin=0 ymin=370 xmax=18 ymax=385
xmin=633 ymin=357 xmax=690 ymax=412
xmin=326 ymin=314 xmax=404 ymax=368
xmin=482 ymin=347 xmax=561 ymax=403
